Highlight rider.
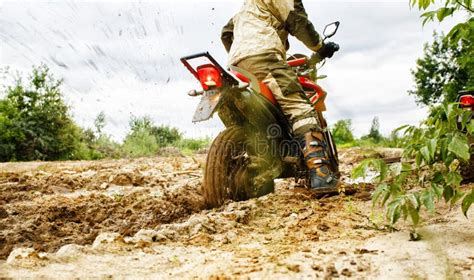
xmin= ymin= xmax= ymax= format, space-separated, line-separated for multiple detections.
xmin=221 ymin=0 xmax=340 ymax=194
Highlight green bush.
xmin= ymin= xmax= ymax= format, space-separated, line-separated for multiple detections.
xmin=0 ymin=65 xmax=84 ymax=161
xmin=122 ymin=128 xmax=160 ymax=157
xmin=128 ymin=116 xmax=182 ymax=148
xmin=176 ymin=137 xmax=211 ymax=153
xmin=331 ymin=119 xmax=355 ymax=145
xmin=352 ymin=103 xmax=473 ymax=236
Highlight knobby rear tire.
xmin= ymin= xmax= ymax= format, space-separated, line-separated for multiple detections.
xmin=204 ymin=126 xmax=273 ymax=208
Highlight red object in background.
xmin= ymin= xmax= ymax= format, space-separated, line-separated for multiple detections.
xmin=459 ymin=95 xmax=474 ymax=109
xmin=197 ymin=64 xmax=222 ymax=90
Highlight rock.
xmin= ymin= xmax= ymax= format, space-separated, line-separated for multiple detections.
xmin=0 ymin=207 xmax=8 ymax=219
xmin=325 ymin=264 xmax=339 ymax=277
xmin=6 ymin=248 xmax=48 ymax=267
xmin=286 ymin=263 xmax=301 ymax=273
xmin=109 ymin=172 xmax=134 ymax=185
xmin=131 ymin=229 xmax=167 ymax=243
xmin=341 ymin=268 xmax=352 ymax=277
xmin=188 ymin=232 xmax=214 ymax=245
xmin=311 ymin=264 xmax=323 ymax=271
xmin=55 ymin=244 xmax=84 ymax=261
xmin=92 ymin=233 xmax=125 ymax=249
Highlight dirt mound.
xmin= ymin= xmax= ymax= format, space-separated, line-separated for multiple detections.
xmin=0 ymin=157 xmax=205 ymax=259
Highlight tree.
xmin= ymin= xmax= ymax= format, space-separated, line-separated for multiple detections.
xmin=122 ymin=116 xmax=183 ymax=157
xmin=0 ymin=65 xmax=83 ymax=161
xmin=367 ymin=117 xmax=383 ymax=143
xmin=331 ymin=119 xmax=354 ymax=144
xmin=409 ymin=32 xmax=469 ymax=105
xmin=350 ymin=1 xmax=474 ymax=236
xmin=128 ymin=116 xmax=182 ymax=147
xmin=94 ymin=111 xmax=106 ymax=135
xmin=410 ymin=1 xmax=474 ymax=102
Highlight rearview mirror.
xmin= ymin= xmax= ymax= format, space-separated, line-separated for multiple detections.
xmin=323 ymin=21 xmax=340 ymax=39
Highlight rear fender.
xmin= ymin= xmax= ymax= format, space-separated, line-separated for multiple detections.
xmin=192 ymin=89 xmax=224 ymax=123
xmin=232 ymin=88 xmax=292 ymax=141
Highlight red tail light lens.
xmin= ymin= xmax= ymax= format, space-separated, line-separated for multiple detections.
xmin=459 ymin=95 xmax=474 ymax=109
xmin=196 ymin=64 xmax=222 ymax=90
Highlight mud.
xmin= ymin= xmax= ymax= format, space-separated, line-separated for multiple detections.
xmin=0 ymin=149 xmax=473 ymax=279
xmin=0 ymin=157 xmax=205 ymax=259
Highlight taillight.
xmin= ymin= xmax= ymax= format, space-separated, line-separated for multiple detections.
xmin=197 ymin=64 xmax=222 ymax=90
xmin=459 ymin=95 xmax=474 ymax=109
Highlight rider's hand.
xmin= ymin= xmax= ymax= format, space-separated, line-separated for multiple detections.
xmin=317 ymin=42 xmax=339 ymax=59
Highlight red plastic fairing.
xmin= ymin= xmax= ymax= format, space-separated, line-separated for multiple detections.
xmin=298 ymin=76 xmax=326 ymax=110
xmin=232 ymin=71 xmax=249 ymax=83
xmin=298 ymin=77 xmax=325 ymax=96
xmin=231 ymin=71 xmax=278 ymax=105
xmin=287 ymin=57 xmax=308 ymax=67
xmin=197 ymin=64 xmax=222 ymax=90
xmin=459 ymin=95 xmax=474 ymax=109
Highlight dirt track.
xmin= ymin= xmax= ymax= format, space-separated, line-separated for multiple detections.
xmin=0 ymin=149 xmax=473 ymax=279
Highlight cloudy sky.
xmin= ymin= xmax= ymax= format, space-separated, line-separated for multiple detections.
xmin=0 ymin=0 xmax=463 ymax=140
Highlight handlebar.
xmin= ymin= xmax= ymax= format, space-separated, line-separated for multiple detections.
xmin=287 ymin=43 xmax=340 ymax=68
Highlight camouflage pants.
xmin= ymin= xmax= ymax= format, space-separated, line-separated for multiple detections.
xmin=236 ymin=53 xmax=320 ymax=136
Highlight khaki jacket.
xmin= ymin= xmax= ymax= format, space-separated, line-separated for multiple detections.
xmin=222 ymin=0 xmax=322 ymax=66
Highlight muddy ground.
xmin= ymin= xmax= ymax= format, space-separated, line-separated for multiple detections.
xmin=0 ymin=148 xmax=473 ymax=279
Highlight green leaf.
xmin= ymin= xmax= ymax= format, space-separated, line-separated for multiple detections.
xmin=401 ymin=162 xmax=412 ymax=172
xmin=420 ymin=146 xmax=431 ymax=163
xmin=428 ymin=138 xmax=437 ymax=159
xmin=351 ymin=159 xmax=370 ymax=179
xmin=445 ymin=172 xmax=463 ymax=188
xmin=467 ymin=121 xmax=474 ymax=135
xmin=387 ymin=199 xmax=402 ymax=224
xmin=448 ymin=135 xmax=470 ymax=161
xmin=421 ymin=189 xmax=435 ymax=213
xmin=372 ymin=184 xmax=389 ymax=206
xmin=462 ymin=189 xmax=474 ymax=217
xmin=436 ymin=7 xmax=454 ymax=22
xmin=443 ymin=185 xmax=454 ymax=202
xmin=431 ymin=182 xmax=443 ymax=198
xmin=443 ymin=103 xmax=457 ymax=121
xmin=407 ymin=193 xmax=420 ymax=209
xmin=416 ymin=152 xmax=422 ymax=167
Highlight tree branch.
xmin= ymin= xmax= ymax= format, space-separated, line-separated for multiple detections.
xmin=455 ymin=0 xmax=474 ymax=13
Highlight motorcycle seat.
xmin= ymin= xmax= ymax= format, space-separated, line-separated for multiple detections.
xmin=230 ymin=68 xmax=277 ymax=105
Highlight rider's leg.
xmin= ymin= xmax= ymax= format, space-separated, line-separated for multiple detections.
xmin=236 ymin=53 xmax=338 ymax=192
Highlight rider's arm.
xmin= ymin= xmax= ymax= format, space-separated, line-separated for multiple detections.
xmin=284 ymin=0 xmax=323 ymax=52
xmin=221 ymin=17 xmax=234 ymax=53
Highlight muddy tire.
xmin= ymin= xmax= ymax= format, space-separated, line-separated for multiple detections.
xmin=203 ymin=126 xmax=274 ymax=208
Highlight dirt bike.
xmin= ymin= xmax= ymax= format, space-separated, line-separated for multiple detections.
xmin=181 ymin=22 xmax=341 ymax=208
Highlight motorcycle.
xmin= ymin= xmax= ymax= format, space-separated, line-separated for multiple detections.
xmin=181 ymin=22 xmax=341 ymax=208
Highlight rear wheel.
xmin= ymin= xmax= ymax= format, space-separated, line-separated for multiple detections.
xmin=203 ymin=126 xmax=275 ymax=208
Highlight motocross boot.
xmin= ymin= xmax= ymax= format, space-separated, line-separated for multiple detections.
xmin=299 ymin=130 xmax=338 ymax=194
